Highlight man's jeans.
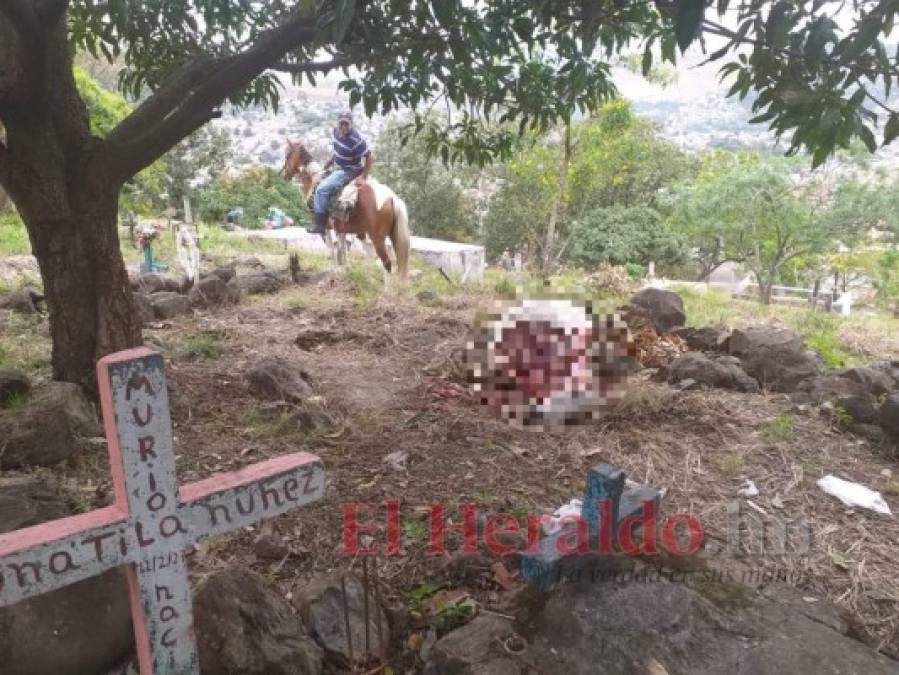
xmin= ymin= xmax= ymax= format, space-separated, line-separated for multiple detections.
xmin=313 ymin=168 xmax=354 ymax=216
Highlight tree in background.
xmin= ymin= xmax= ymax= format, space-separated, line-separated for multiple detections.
xmin=568 ymin=205 xmax=686 ymax=272
xmin=670 ymin=154 xmax=846 ymax=303
xmin=74 ymin=67 xmax=166 ymax=215
xmin=374 ymin=120 xmax=479 ymax=242
xmin=483 ymin=100 xmax=692 ymax=271
xmin=164 ymin=126 xmax=233 ymax=213
xmin=1 ymin=1 xmax=897 ymax=389
xmin=197 ymin=166 xmax=303 ymax=229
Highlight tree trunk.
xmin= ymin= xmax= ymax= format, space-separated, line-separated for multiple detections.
xmin=17 ymin=180 xmax=140 ymax=394
xmin=542 ymin=123 xmax=572 ymax=279
xmin=0 ymin=17 xmax=141 ymax=395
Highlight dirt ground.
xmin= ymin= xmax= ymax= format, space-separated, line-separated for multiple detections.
xmin=3 ymin=260 xmax=899 ymax=668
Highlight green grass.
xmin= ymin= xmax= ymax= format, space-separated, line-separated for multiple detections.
xmin=0 ymin=212 xmax=30 ymax=256
xmin=181 ymin=331 xmax=224 ymax=359
xmin=346 ymin=259 xmax=384 ymax=305
xmin=764 ymin=415 xmax=796 ymax=443
xmin=1 ymin=391 xmax=30 ymax=410
xmin=716 ymin=452 xmax=746 ymax=476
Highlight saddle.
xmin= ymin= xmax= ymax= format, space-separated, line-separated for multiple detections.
xmin=306 ymin=170 xmax=360 ymax=223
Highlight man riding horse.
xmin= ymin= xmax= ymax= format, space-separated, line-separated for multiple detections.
xmin=307 ymin=111 xmax=373 ymax=236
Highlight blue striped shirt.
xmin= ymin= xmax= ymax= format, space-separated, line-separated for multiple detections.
xmin=331 ymin=128 xmax=370 ymax=171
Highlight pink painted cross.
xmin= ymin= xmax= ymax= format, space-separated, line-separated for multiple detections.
xmin=0 ymin=348 xmax=326 ymax=674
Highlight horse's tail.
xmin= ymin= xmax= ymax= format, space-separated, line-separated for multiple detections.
xmin=391 ymin=196 xmax=411 ymax=280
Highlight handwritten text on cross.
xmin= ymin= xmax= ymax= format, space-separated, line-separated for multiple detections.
xmin=0 ymin=348 xmax=326 ymax=674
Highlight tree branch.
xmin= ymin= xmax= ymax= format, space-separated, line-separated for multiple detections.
xmin=274 ymin=56 xmax=354 ymax=74
xmin=103 ymin=10 xmax=321 ymax=178
xmin=38 ymin=0 xmax=70 ymax=26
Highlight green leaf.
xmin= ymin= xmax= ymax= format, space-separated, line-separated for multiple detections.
xmin=858 ymin=125 xmax=877 ymax=153
xmin=674 ymin=0 xmax=705 ymax=53
xmin=885 ymin=114 xmax=899 ymax=146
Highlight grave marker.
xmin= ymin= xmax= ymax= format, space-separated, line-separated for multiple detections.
xmin=519 ymin=464 xmax=661 ymax=586
xmin=0 ymin=347 xmax=326 ymax=674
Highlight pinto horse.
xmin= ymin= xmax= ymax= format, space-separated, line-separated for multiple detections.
xmin=282 ymin=138 xmax=411 ymax=279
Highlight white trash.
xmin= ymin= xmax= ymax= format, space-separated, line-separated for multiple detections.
xmin=817 ymin=475 xmax=892 ymax=515
xmin=542 ymin=498 xmax=584 ymax=535
xmin=738 ymin=480 xmax=759 ymax=497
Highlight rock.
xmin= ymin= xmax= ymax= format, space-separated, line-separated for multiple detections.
xmin=238 ymin=271 xmax=282 ymax=295
xmin=518 ymin=579 xmax=897 ymax=675
xmin=293 ymin=573 xmax=390 ymax=664
xmin=189 ymin=274 xmax=240 ymax=308
xmin=626 ymin=288 xmax=686 ymax=333
xmin=0 ymin=286 xmax=44 ymax=314
xmin=135 ymin=273 xmax=184 ymax=294
xmin=834 ymin=394 xmax=879 ymax=425
xmin=423 ymin=615 xmax=520 ymax=675
xmin=194 ymin=570 xmax=322 ymax=675
xmin=245 ymin=359 xmax=313 ymax=402
xmin=673 ymin=326 xmax=728 ymax=352
xmin=253 ymin=533 xmax=290 ymax=561
xmin=877 ymin=394 xmax=899 ymax=437
xmin=132 ymin=292 xmax=154 ymax=325
xmin=417 ymin=290 xmax=438 ymax=303
xmin=851 ymin=423 xmax=888 ymax=444
xmin=728 ymin=326 xmax=822 ymax=392
xmin=0 ymin=476 xmax=133 ymax=675
xmin=0 ymin=255 xmax=40 ymax=283
xmin=797 ymin=374 xmax=866 ymax=403
xmin=149 ymin=291 xmax=192 ymax=319
xmin=665 ymin=352 xmax=759 ymax=393
xmin=0 ymin=381 xmax=100 ymax=468
xmin=870 ymin=360 xmax=899 ymax=388
xmin=841 ymin=367 xmax=895 ymax=397
xmin=0 ymin=366 xmax=30 ymax=405
xmin=203 ymin=265 xmax=237 ymax=283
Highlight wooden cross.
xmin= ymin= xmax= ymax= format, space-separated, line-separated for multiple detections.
xmin=0 ymin=348 xmax=326 ymax=674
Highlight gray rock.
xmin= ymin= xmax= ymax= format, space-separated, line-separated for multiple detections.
xmin=0 ymin=381 xmax=100 ymax=468
xmin=294 ymin=573 xmax=390 ymax=665
xmin=841 ymin=367 xmax=895 ymax=397
xmin=238 ymin=271 xmax=282 ymax=295
xmin=627 ymin=288 xmax=686 ymax=333
xmin=0 ymin=287 xmax=43 ymax=314
xmin=149 ymin=291 xmax=191 ymax=319
xmin=423 ymin=615 xmax=521 ymax=675
xmin=132 ymin=292 xmax=154 ymax=325
xmin=253 ymin=533 xmax=290 ymax=561
xmin=665 ymin=352 xmax=759 ymax=393
xmin=797 ymin=374 xmax=866 ymax=403
xmin=834 ymin=394 xmax=879 ymax=425
xmin=0 ymin=366 xmax=30 ymax=406
xmin=728 ymin=326 xmax=822 ymax=392
xmin=203 ymin=265 xmax=237 ymax=283
xmin=0 ymin=476 xmax=133 ymax=675
xmin=870 ymin=360 xmax=899 ymax=388
xmin=417 ymin=290 xmax=438 ymax=303
xmin=517 ymin=579 xmax=897 ymax=675
xmin=673 ymin=326 xmax=728 ymax=352
xmin=245 ymin=359 xmax=313 ymax=403
xmin=188 ymin=275 xmax=240 ymax=308
xmin=851 ymin=423 xmax=888 ymax=444
xmin=135 ymin=273 xmax=184 ymax=294
xmin=194 ymin=570 xmax=322 ymax=675
xmin=877 ymin=394 xmax=899 ymax=437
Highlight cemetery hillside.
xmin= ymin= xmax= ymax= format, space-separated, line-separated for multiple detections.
xmin=2 ymin=2 xmax=899 ymax=674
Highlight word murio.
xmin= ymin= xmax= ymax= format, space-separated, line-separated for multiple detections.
xmin=342 ymin=500 xmax=703 ymax=557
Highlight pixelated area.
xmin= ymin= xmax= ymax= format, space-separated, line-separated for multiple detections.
xmin=466 ymin=298 xmax=636 ymax=430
